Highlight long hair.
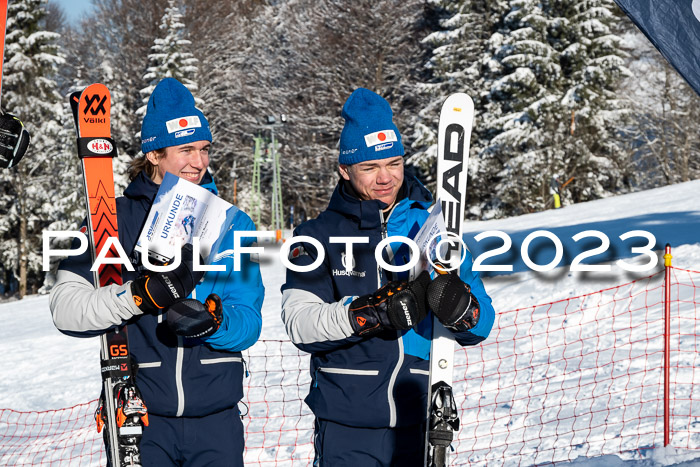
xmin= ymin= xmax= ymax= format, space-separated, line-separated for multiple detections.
xmin=128 ymin=149 xmax=166 ymax=181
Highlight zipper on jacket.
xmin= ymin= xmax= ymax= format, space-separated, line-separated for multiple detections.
xmin=200 ymin=356 xmax=248 ymax=377
xmin=174 ymin=285 xmax=197 ymax=416
xmin=175 ymin=335 xmax=185 ymax=417
xmin=378 ymin=209 xmax=387 ymax=288
xmin=318 ymin=367 xmax=379 ymax=376
xmin=389 ymin=333 xmax=404 ymax=427
xmin=378 ymin=206 xmax=402 ymax=428
xmin=137 ymin=361 xmax=161 ymax=369
xmin=200 ymin=356 xmax=243 ymax=364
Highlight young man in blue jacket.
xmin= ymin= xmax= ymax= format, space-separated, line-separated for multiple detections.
xmin=281 ymin=88 xmax=495 ymax=466
xmin=50 ymin=78 xmax=263 ymax=466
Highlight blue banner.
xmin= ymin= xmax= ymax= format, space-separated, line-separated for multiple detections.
xmin=615 ymin=0 xmax=700 ymax=96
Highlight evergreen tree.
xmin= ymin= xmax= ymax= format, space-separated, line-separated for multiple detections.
xmin=552 ymin=0 xmax=630 ymax=205
xmin=477 ymin=0 xmax=628 ymax=216
xmin=479 ymin=0 xmax=561 ymax=215
xmin=61 ymin=0 xmax=170 ymax=193
xmin=40 ymin=96 xmax=84 ymax=293
xmin=409 ymin=0 xmax=506 ymax=212
xmin=138 ymin=0 xmax=201 ymax=116
xmin=0 ymin=0 xmax=64 ymax=297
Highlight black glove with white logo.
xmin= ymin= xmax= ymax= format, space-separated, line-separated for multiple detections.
xmin=427 ymin=273 xmax=480 ymax=332
xmin=0 ymin=112 xmax=30 ymax=169
xmin=349 ymin=270 xmax=431 ymax=337
xmin=130 ymin=243 xmax=204 ymax=314
xmin=167 ymin=294 xmax=223 ymax=339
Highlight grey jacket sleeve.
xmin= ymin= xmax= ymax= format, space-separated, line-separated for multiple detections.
xmin=281 ymin=288 xmax=356 ymax=344
xmin=49 ymin=269 xmax=143 ymax=333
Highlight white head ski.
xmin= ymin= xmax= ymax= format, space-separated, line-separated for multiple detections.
xmin=425 ymin=93 xmax=474 ymax=467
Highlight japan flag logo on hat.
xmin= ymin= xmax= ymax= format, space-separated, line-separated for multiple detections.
xmin=166 ymin=116 xmax=202 ymax=134
xmin=364 ymin=129 xmax=397 ymax=148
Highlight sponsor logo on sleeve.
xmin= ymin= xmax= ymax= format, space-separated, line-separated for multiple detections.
xmin=288 ymin=245 xmax=308 ymax=261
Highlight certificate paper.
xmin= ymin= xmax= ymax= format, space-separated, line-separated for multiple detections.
xmin=408 ymin=202 xmax=449 ymax=280
xmin=136 ymin=172 xmax=238 ymax=264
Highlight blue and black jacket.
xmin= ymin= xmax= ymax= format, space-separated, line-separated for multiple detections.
xmin=50 ymin=171 xmax=264 ymax=418
xmin=281 ymin=176 xmax=494 ymax=428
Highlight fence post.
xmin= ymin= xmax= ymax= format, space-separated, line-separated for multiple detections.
xmin=663 ymin=243 xmax=672 ymax=446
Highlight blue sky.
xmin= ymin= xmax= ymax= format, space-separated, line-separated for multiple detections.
xmin=53 ymin=0 xmax=93 ymax=23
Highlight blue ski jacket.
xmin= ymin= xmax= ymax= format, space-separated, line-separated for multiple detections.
xmin=281 ymin=176 xmax=494 ymax=428
xmin=50 ymin=171 xmax=264 ymax=418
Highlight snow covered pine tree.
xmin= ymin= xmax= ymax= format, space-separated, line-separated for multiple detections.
xmin=0 ymin=0 xmax=29 ymax=169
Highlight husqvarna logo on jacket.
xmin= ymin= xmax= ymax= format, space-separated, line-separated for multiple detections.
xmin=333 ymin=252 xmax=366 ymax=277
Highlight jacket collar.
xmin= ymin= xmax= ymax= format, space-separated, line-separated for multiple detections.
xmin=327 ymin=175 xmax=433 ymax=230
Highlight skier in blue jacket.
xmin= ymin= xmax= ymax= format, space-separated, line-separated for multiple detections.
xmin=281 ymin=88 xmax=494 ymax=466
xmin=50 ymin=78 xmax=263 ymax=466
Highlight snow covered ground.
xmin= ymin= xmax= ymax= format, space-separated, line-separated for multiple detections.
xmin=1 ymin=180 xmax=700 ymax=465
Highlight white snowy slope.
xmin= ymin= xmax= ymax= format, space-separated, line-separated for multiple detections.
xmin=0 ymin=180 xmax=699 ymax=466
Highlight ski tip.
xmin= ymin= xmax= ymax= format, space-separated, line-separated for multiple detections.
xmin=441 ymin=93 xmax=475 ymax=118
xmin=443 ymin=93 xmax=474 ymax=107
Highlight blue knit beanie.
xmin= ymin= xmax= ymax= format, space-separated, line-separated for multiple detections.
xmin=339 ymin=88 xmax=404 ymax=165
xmin=141 ymin=78 xmax=212 ymax=154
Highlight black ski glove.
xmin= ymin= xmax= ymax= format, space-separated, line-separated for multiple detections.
xmin=130 ymin=243 xmax=205 ymax=314
xmin=349 ymin=270 xmax=431 ymax=337
xmin=427 ymin=273 xmax=480 ymax=332
xmin=0 ymin=112 xmax=30 ymax=169
xmin=167 ymin=294 xmax=223 ymax=339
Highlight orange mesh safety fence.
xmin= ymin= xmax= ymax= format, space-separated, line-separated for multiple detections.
xmin=1 ymin=267 xmax=699 ymax=466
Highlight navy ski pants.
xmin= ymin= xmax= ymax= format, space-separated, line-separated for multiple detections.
xmin=107 ymin=406 xmax=244 ymax=466
xmin=313 ymin=418 xmax=425 ymax=466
